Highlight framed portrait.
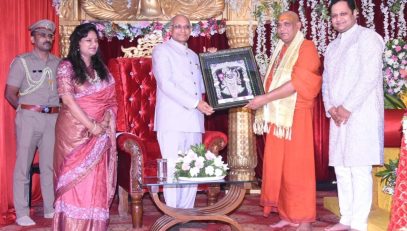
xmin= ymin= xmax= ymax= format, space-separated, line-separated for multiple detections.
xmin=199 ymin=47 xmax=264 ymax=110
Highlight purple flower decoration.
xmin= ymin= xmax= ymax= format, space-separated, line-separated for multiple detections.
xmin=395 ymin=46 xmax=402 ymax=52
xmin=383 ymin=38 xmax=407 ymax=98
xmin=81 ymin=19 xmax=226 ymax=42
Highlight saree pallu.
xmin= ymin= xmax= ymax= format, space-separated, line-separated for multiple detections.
xmin=53 ymin=83 xmax=117 ymax=231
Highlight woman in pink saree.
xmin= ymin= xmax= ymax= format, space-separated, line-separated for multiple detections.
xmin=53 ymin=23 xmax=117 ymax=230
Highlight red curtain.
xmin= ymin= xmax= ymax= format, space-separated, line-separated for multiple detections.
xmin=0 ymin=0 xmax=59 ymax=224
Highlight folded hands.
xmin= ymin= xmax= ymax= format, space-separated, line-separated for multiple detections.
xmin=328 ymin=105 xmax=351 ymax=127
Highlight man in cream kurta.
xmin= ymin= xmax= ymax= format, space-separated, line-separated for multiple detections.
xmin=152 ymin=15 xmax=214 ymax=208
xmin=322 ymin=1 xmax=384 ymax=230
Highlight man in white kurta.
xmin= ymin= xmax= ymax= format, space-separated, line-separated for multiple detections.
xmin=322 ymin=1 xmax=384 ymax=230
xmin=152 ymin=15 xmax=214 ymax=208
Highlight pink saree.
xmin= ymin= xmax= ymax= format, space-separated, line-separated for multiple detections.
xmin=389 ymin=135 xmax=407 ymax=230
xmin=53 ymin=61 xmax=117 ymax=231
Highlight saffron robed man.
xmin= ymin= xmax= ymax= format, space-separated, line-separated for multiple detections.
xmin=246 ymin=11 xmax=322 ymax=231
xmin=5 ymin=19 xmax=60 ymax=226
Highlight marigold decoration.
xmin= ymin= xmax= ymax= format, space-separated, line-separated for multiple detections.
xmin=85 ymin=19 xmax=226 ymax=42
xmin=383 ymin=38 xmax=407 ymax=109
xmin=174 ymin=144 xmax=228 ymax=179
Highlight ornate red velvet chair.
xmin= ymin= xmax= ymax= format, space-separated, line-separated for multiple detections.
xmin=108 ymin=57 xmax=228 ymax=228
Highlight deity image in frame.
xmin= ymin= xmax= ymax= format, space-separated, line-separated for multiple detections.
xmin=199 ymin=47 xmax=264 ymax=110
xmin=210 ymin=60 xmax=254 ymax=104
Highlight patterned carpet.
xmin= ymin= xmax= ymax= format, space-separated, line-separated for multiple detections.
xmin=0 ymin=190 xmax=339 ymax=231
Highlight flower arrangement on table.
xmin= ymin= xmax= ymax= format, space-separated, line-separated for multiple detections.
xmin=383 ymin=38 xmax=407 ymax=109
xmin=174 ymin=144 xmax=228 ymax=180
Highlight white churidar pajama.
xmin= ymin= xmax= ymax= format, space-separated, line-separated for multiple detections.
xmin=157 ymin=131 xmax=200 ymax=208
xmin=335 ymin=166 xmax=372 ymax=231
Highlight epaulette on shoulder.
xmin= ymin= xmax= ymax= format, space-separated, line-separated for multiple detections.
xmin=18 ymin=53 xmax=31 ymax=59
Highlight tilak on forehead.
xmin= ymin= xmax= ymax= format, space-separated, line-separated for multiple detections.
xmin=278 ymin=11 xmax=300 ymax=23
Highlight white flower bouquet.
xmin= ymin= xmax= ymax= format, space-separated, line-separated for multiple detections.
xmin=174 ymin=144 xmax=228 ymax=179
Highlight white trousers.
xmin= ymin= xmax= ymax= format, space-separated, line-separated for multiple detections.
xmin=157 ymin=131 xmax=201 ymax=208
xmin=334 ymin=166 xmax=372 ymax=231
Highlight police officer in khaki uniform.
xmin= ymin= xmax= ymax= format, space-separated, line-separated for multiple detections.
xmin=5 ymin=19 xmax=60 ymax=226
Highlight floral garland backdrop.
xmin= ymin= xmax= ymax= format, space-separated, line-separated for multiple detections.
xmin=84 ymin=19 xmax=226 ymax=42
xmin=383 ymin=38 xmax=407 ymax=109
xmin=229 ymin=0 xmax=407 ymax=78
xmin=383 ymin=38 xmax=407 ymax=96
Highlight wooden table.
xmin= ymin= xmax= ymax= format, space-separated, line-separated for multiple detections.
xmin=144 ymin=178 xmax=253 ymax=231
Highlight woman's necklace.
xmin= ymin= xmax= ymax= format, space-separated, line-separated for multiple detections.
xmin=86 ymin=70 xmax=101 ymax=84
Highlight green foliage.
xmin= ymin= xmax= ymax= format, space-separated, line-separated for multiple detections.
xmin=254 ymin=2 xmax=269 ymax=18
xmin=254 ymin=1 xmax=284 ymax=22
xmin=315 ymin=3 xmax=329 ymax=20
xmin=191 ymin=143 xmax=207 ymax=156
xmin=384 ymin=93 xmax=406 ymax=109
xmin=375 ymin=158 xmax=399 ymax=195
xmin=390 ymin=0 xmax=402 ymax=14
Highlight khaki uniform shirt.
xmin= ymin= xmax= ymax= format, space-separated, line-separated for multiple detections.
xmin=7 ymin=51 xmax=60 ymax=106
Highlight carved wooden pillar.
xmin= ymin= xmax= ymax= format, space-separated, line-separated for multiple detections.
xmin=225 ymin=2 xmax=258 ymax=181
xmin=58 ymin=0 xmax=80 ymax=57
xmin=59 ymin=25 xmax=77 ymax=57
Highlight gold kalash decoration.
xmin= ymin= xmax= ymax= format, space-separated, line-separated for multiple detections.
xmin=58 ymin=0 xmax=258 ymax=181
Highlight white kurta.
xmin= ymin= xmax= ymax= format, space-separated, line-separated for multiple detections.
xmin=322 ymin=24 xmax=384 ymax=167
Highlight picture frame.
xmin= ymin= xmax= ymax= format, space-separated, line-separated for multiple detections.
xmin=199 ymin=47 xmax=264 ymax=110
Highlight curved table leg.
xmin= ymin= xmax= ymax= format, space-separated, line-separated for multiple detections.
xmin=150 ymin=215 xmax=180 ymax=231
xmin=148 ymin=183 xmax=249 ymax=231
